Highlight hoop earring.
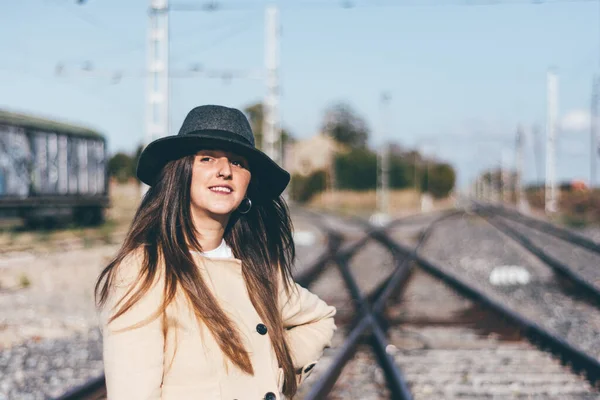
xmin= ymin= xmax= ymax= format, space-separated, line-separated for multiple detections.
xmin=237 ymin=197 xmax=252 ymax=214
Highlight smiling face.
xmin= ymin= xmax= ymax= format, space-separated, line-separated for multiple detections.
xmin=189 ymin=148 xmax=251 ymax=224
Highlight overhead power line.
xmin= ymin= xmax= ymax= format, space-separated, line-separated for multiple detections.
xmin=169 ymin=0 xmax=596 ymax=12
xmin=169 ymin=12 xmax=259 ymax=64
xmin=54 ymin=63 xmax=264 ymax=84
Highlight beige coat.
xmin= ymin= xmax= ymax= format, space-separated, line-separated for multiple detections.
xmin=99 ymin=251 xmax=337 ymax=400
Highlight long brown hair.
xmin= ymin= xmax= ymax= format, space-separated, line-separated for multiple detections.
xmin=95 ymin=154 xmax=299 ymax=397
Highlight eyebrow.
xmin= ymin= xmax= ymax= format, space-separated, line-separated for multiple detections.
xmin=196 ymin=150 xmax=248 ymax=164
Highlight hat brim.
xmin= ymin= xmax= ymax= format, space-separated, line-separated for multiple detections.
xmin=136 ymin=130 xmax=290 ymax=198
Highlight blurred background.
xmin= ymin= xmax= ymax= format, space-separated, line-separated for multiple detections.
xmin=1 ymin=1 xmax=600 ymax=399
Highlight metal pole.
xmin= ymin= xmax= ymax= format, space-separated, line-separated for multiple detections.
xmin=545 ymin=69 xmax=558 ymax=214
xmin=142 ymin=0 xmax=169 ymax=197
xmin=501 ymin=150 xmax=509 ymax=204
xmin=482 ymin=176 xmax=489 ymax=202
xmin=532 ymin=124 xmax=542 ymax=185
xmin=377 ymin=92 xmax=391 ymax=216
xmin=591 ymin=75 xmax=598 ymax=189
xmin=427 ymin=158 xmax=431 ymax=196
xmin=262 ymin=5 xmax=280 ymax=165
xmin=413 ymin=152 xmax=419 ymax=192
xmin=329 ymin=154 xmax=337 ymax=210
xmin=516 ymin=126 xmax=526 ymax=211
xmin=494 ymin=166 xmax=500 ymax=203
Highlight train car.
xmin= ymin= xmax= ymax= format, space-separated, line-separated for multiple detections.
xmin=0 ymin=109 xmax=109 ymax=227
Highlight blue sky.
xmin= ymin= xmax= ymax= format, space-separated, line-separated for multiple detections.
xmin=1 ymin=0 xmax=598 ymax=189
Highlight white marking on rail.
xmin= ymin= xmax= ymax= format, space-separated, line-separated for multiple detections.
xmin=489 ymin=265 xmax=531 ymax=286
xmin=294 ymin=231 xmax=316 ymax=246
xmin=369 ymin=212 xmax=391 ymax=227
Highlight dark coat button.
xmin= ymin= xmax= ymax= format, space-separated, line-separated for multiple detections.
xmin=256 ymin=323 xmax=268 ymax=335
xmin=264 ymin=392 xmax=276 ymax=400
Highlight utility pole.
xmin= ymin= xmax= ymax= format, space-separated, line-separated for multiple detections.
xmin=531 ymin=124 xmax=542 ymax=185
xmin=482 ymin=176 xmax=490 ymax=202
xmin=545 ymin=69 xmax=558 ymax=214
xmin=377 ymin=92 xmax=391 ymax=217
xmin=491 ymin=167 xmax=499 ymax=203
xmin=591 ymin=75 xmax=599 ymax=188
xmin=143 ymin=0 xmax=170 ymax=196
xmin=515 ymin=126 xmax=527 ymax=212
xmin=481 ymin=175 xmax=493 ymax=203
xmin=480 ymin=177 xmax=485 ymax=200
xmin=413 ymin=152 xmax=419 ymax=193
xmin=498 ymin=161 xmax=503 ymax=203
xmin=262 ymin=5 xmax=281 ymax=166
xmin=501 ymin=149 xmax=510 ymax=204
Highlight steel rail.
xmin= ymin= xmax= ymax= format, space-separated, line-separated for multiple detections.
xmin=56 ymin=206 xmax=600 ymax=398
xmin=347 ymin=211 xmax=461 ymax=333
xmin=295 ymin=230 xmax=344 ymax=288
xmin=306 ymin=207 xmax=600 ymax=395
xmin=383 ymin=232 xmax=600 ymax=385
xmin=478 ymin=202 xmax=600 ymax=256
xmin=331 ymin=253 xmax=412 ymax=399
xmin=304 ymin=211 xmax=459 ymax=399
xmin=54 ymin=375 xmax=105 ymax=400
xmin=325 ymin=207 xmax=600 ymax=386
xmin=293 ymin=209 xmax=454 ymax=287
xmin=476 ymin=208 xmax=600 ymax=308
xmin=304 ymin=264 xmax=412 ymax=399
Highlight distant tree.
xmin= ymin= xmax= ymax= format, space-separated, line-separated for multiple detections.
xmin=423 ymin=163 xmax=456 ymax=198
xmin=244 ymin=101 xmax=294 ymax=153
xmin=290 ymin=170 xmax=327 ymax=203
xmin=334 ymin=148 xmax=377 ymax=190
xmin=321 ymin=102 xmax=369 ymax=149
xmin=108 ymin=152 xmax=134 ymax=183
xmin=388 ymin=154 xmax=412 ymax=189
xmin=244 ymin=102 xmax=264 ymax=149
xmin=333 ymin=147 xmax=424 ymax=191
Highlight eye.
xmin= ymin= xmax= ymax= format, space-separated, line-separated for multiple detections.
xmin=199 ymin=156 xmax=212 ymax=163
xmin=231 ymin=159 xmax=247 ymax=168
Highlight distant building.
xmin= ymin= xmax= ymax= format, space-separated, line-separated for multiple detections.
xmin=571 ymin=180 xmax=588 ymax=191
xmin=284 ymin=134 xmax=345 ymax=177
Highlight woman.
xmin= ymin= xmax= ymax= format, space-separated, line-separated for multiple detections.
xmin=95 ymin=105 xmax=336 ymax=400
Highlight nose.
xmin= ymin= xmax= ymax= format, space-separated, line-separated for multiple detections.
xmin=216 ymin=157 xmax=232 ymax=178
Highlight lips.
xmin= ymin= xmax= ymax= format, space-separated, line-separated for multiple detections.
xmin=209 ymin=185 xmax=233 ymax=194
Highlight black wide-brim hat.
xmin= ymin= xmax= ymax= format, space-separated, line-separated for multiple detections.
xmin=137 ymin=105 xmax=290 ymax=198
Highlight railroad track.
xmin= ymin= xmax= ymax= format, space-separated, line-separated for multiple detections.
xmin=0 ymin=228 xmax=127 ymax=259
xmin=46 ymin=207 xmax=600 ymax=399
xmin=475 ymin=206 xmax=600 ymax=306
xmin=478 ymin=203 xmax=600 ymax=256
xmin=297 ymin=209 xmax=599 ymax=399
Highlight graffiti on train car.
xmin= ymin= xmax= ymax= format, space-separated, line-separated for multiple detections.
xmin=0 ymin=109 xmax=109 ymax=226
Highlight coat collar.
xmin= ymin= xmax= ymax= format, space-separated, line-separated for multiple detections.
xmin=190 ymin=251 xmax=243 ymax=274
